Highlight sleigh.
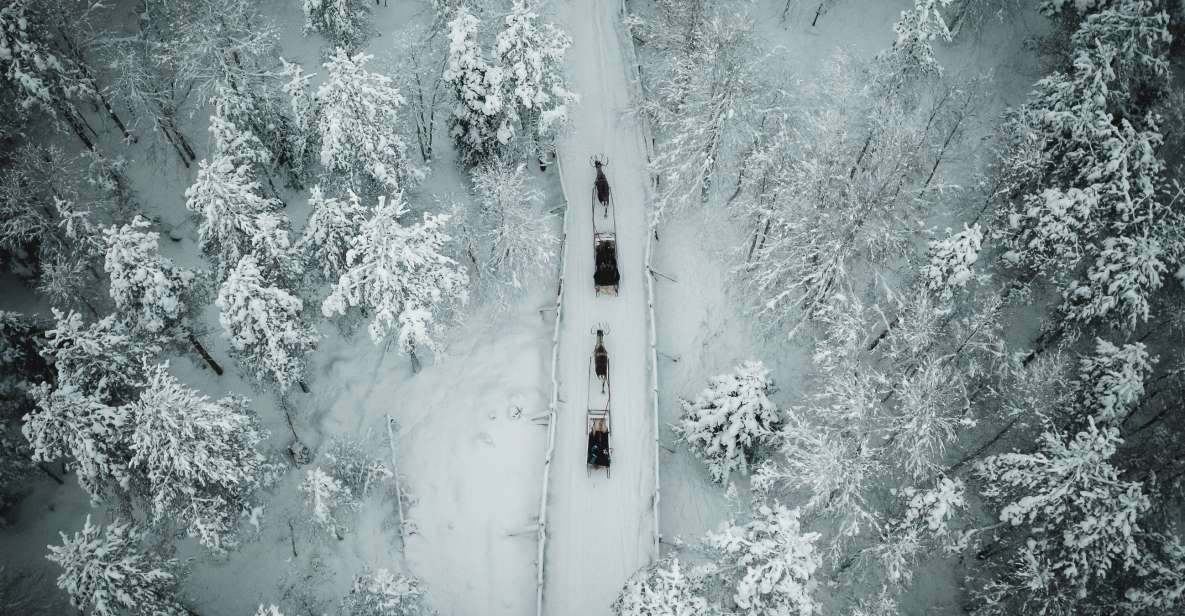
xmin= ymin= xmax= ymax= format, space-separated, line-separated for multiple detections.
xmin=587 ymin=329 xmax=612 ymax=477
xmin=591 ymin=156 xmax=620 ymax=296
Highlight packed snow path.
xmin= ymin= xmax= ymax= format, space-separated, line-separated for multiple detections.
xmin=541 ymin=1 xmax=657 ymax=614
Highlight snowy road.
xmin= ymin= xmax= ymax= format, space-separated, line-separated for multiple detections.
xmin=540 ymin=1 xmax=657 ymax=614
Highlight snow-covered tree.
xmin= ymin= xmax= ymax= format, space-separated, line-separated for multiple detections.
xmin=461 ymin=159 xmax=557 ymax=305
xmin=852 ymin=477 xmax=967 ymax=588
xmin=1073 ymin=339 xmax=1153 ymax=425
xmin=877 ymin=0 xmax=954 ymax=87
xmin=217 ymin=255 xmax=319 ymax=391
xmin=317 ymin=49 xmax=422 ymax=192
xmin=614 ymin=558 xmax=717 ymax=616
xmin=1125 ymin=533 xmax=1185 ymax=613
xmin=444 ymin=7 xmax=512 ymax=164
xmin=298 ymin=186 xmax=369 ymax=281
xmin=303 ymin=0 xmax=372 ymax=51
xmin=0 ymin=0 xmax=96 ymax=149
xmin=185 ymin=153 xmax=294 ymax=280
xmin=323 ymin=192 xmax=469 ymax=352
xmin=1059 ymin=233 xmax=1172 ymax=333
xmin=976 ymin=420 xmax=1150 ymax=601
xmin=675 ymin=361 xmax=781 ymax=484
xmin=341 ymin=569 xmax=428 ymax=616
xmin=645 ymin=10 xmax=767 ymax=213
xmin=256 ymin=606 xmax=287 ymax=616
xmin=102 ymin=217 xmax=197 ymax=335
xmin=46 ymin=516 xmax=186 ymax=616
xmin=300 ymin=467 xmax=352 ymax=540
xmin=128 ymin=363 xmax=266 ymax=554
xmin=23 ymin=383 xmax=129 ymax=501
xmin=324 ymin=438 xmax=392 ymax=498
xmin=495 ymin=1 xmax=576 ymax=148
xmin=705 ymin=503 xmax=821 ymax=616
xmin=42 ymin=310 xmax=159 ymax=405
xmin=735 ymin=61 xmax=950 ymax=333
xmin=921 ymin=223 xmax=983 ymax=302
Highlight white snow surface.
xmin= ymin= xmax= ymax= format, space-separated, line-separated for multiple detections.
xmin=541 ymin=1 xmax=658 ymax=615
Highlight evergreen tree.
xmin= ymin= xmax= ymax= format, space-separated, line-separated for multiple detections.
xmin=615 ymin=558 xmax=717 ymax=616
xmin=217 ymin=255 xmax=319 ymax=391
xmin=42 ymin=310 xmax=159 ymax=405
xmin=23 ymin=383 xmax=129 ymax=501
xmin=317 ymin=49 xmax=422 ymax=192
xmin=46 ymin=516 xmax=186 ymax=616
xmin=444 ymin=7 xmax=511 ymax=164
xmin=298 ymin=186 xmax=369 ymax=281
xmin=674 ymin=361 xmax=781 ymax=484
xmin=705 ymin=503 xmax=821 ymax=616
xmin=128 ymin=363 xmax=267 ymax=554
xmin=323 ymin=192 xmax=468 ymax=352
xmin=185 ymin=153 xmax=294 ymax=280
xmin=102 ymin=217 xmax=198 ymax=335
xmin=303 ymin=0 xmax=372 ymax=51
xmin=976 ymin=420 xmax=1150 ymax=603
xmin=494 ymin=1 xmax=576 ymax=147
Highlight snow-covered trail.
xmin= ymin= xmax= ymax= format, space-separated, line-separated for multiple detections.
xmin=542 ymin=1 xmax=657 ymax=614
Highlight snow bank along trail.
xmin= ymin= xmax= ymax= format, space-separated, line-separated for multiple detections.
xmin=541 ymin=1 xmax=658 ymax=615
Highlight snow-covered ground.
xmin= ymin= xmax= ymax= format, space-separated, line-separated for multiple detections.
xmin=539 ymin=1 xmax=658 ymax=614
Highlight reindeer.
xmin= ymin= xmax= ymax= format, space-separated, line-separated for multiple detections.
xmin=593 ymin=328 xmax=609 ymax=394
xmin=591 ymin=154 xmax=610 ymax=218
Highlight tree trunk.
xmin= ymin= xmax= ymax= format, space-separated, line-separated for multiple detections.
xmin=38 ymin=462 xmax=65 ymax=484
xmin=298 ymin=380 xmax=310 ymax=394
xmin=946 ymin=416 xmax=1020 ymax=474
xmin=187 ymin=333 xmax=224 ymax=375
xmin=812 ymin=2 xmax=825 ymax=26
xmin=287 ymin=520 xmax=298 ymax=557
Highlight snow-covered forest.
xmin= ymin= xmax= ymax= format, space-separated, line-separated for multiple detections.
xmin=1 ymin=0 xmax=1184 ymax=615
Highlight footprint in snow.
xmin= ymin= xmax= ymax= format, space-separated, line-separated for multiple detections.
xmin=476 ymin=431 xmax=495 ymax=447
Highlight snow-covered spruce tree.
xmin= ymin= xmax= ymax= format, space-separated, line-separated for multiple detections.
xmin=1073 ymin=338 xmax=1153 ymax=425
xmin=0 ymin=0 xmax=96 ymax=150
xmin=993 ymin=1 xmax=1175 ymax=335
xmin=494 ymin=1 xmax=576 ymax=153
xmin=185 ymin=153 xmax=294 ymax=281
xmin=614 ymin=558 xmax=717 ymax=616
xmin=464 ymin=158 xmax=557 ymax=306
xmin=256 ymin=605 xmax=286 ymax=616
xmin=46 ymin=516 xmax=187 ymax=616
xmin=103 ymin=216 xmax=223 ymax=373
xmin=300 ymin=467 xmax=352 ymax=540
xmin=323 ymin=192 xmax=468 ymax=353
xmin=675 ymin=361 xmax=781 ymax=484
xmin=0 ymin=311 xmax=50 ymax=417
xmin=877 ymin=0 xmax=953 ymax=89
xmin=23 ymin=383 xmax=129 ymax=501
xmin=42 ymin=309 xmax=159 ymax=405
xmin=443 ymin=6 xmax=512 ymax=165
xmin=298 ymin=186 xmax=369 ymax=282
xmin=128 ymin=362 xmax=266 ymax=553
xmin=278 ymin=58 xmax=318 ymax=181
xmin=921 ymin=223 xmax=983 ymax=302
xmin=975 ymin=419 xmax=1150 ymax=605
xmin=340 ymin=569 xmax=428 ymax=616
xmin=705 ymin=503 xmax=821 ymax=616
xmin=217 ymin=255 xmax=319 ymax=392
xmin=303 ymin=0 xmax=372 ymax=51
xmin=102 ymin=217 xmax=197 ymax=336
xmin=1125 ymin=533 xmax=1185 ymax=613
xmin=317 ymin=48 xmax=422 ymax=193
